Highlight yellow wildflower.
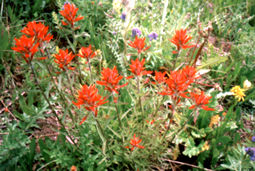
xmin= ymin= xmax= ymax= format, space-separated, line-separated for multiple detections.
xmin=201 ymin=141 xmax=210 ymax=152
xmin=209 ymin=114 xmax=220 ymax=128
xmin=230 ymin=85 xmax=245 ymax=101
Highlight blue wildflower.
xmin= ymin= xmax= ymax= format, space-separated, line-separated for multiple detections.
xmin=148 ymin=32 xmax=158 ymax=41
xmin=245 ymin=147 xmax=255 ymax=161
xmin=252 ymin=136 xmax=255 ymax=142
xmin=132 ymin=28 xmax=141 ymax=37
xmin=121 ymin=13 xmax=126 ymax=21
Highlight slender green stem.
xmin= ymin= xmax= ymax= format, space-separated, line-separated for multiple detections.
xmin=137 ymin=76 xmax=143 ymax=112
xmin=29 ymin=62 xmax=78 ymax=148
xmin=172 ymin=51 xmax=180 ymax=70
xmin=43 ymin=49 xmax=75 ymax=123
xmin=113 ymin=94 xmax=122 ymax=129
xmin=87 ymin=59 xmax=93 ymax=83
xmin=71 ymin=29 xmax=83 ymax=84
xmin=94 ymin=115 xmax=107 ymax=155
xmin=65 ymin=69 xmax=75 ymax=97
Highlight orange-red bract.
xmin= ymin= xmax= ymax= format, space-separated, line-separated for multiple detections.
xmin=97 ymin=66 xmax=128 ymax=94
xmin=170 ymin=29 xmax=194 ymax=53
xmin=12 ymin=35 xmax=40 ymax=63
xmin=59 ymin=3 xmax=84 ymax=28
xmin=159 ymin=66 xmax=198 ymax=98
xmin=21 ymin=21 xmax=53 ymax=44
xmin=54 ymin=49 xmax=75 ymax=71
xmin=128 ymin=58 xmax=152 ymax=78
xmin=77 ymin=45 xmax=96 ymax=62
xmin=154 ymin=71 xmax=167 ymax=84
xmin=189 ymin=91 xmax=215 ymax=111
xmin=73 ymin=84 xmax=108 ymax=125
xmin=126 ymin=134 xmax=145 ymax=151
xmin=128 ymin=36 xmax=151 ymax=54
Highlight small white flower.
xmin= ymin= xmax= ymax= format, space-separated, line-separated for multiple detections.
xmin=243 ymin=80 xmax=252 ymax=90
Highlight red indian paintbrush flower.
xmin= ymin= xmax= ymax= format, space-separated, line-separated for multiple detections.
xmin=189 ymin=91 xmax=215 ymax=111
xmin=97 ymin=66 xmax=128 ymax=94
xmin=182 ymin=65 xmax=199 ymax=84
xmin=12 ymin=35 xmax=39 ymax=63
xmin=170 ymin=29 xmax=194 ymax=54
xmin=21 ymin=21 xmax=53 ymax=44
xmin=54 ymin=49 xmax=75 ymax=71
xmin=126 ymin=134 xmax=145 ymax=151
xmin=73 ymin=84 xmax=108 ymax=125
xmin=59 ymin=3 xmax=84 ymax=28
xmin=159 ymin=66 xmax=199 ymax=98
xmin=154 ymin=71 xmax=167 ymax=84
xmin=77 ymin=45 xmax=96 ymax=62
xmin=160 ymin=70 xmax=189 ymax=98
xmin=128 ymin=36 xmax=151 ymax=54
xmin=128 ymin=58 xmax=152 ymax=78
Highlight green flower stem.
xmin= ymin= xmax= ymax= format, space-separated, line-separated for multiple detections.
xmin=71 ymin=29 xmax=83 ymax=84
xmin=29 ymin=62 xmax=78 ymax=149
xmin=87 ymin=58 xmax=93 ymax=83
xmin=93 ymin=115 xmax=107 ymax=155
xmin=172 ymin=51 xmax=180 ymax=70
xmin=113 ymin=94 xmax=122 ymax=129
xmin=65 ymin=69 xmax=75 ymax=98
xmin=43 ymin=49 xmax=75 ymax=123
xmin=137 ymin=76 xmax=143 ymax=112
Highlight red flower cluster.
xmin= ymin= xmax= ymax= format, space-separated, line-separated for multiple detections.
xmin=12 ymin=35 xmax=40 ymax=63
xmin=170 ymin=29 xmax=194 ymax=54
xmin=60 ymin=3 xmax=84 ymax=28
xmin=189 ymin=91 xmax=215 ymax=111
xmin=77 ymin=45 xmax=96 ymax=62
xmin=128 ymin=36 xmax=150 ymax=54
xmin=128 ymin=58 xmax=152 ymax=78
xmin=54 ymin=49 xmax=75 ymax=71
xmin=160 ymin=66 xmax=198 ymax=98
xmin=97 ymin=66 xmax=128 ymax=94
xmin=21 ymin=21 xmax=53 ymax=45
xmin=73 ymin=84 xmax=108 ymax=125
xmin=153 ymin=71 xmax=167 ymax=84
xmin=126 ymin=134 xmax=145 ymax=151
xmin=12 ymin=21 xmax=53 ymax=62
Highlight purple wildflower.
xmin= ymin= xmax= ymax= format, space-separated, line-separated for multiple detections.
xmin=148 ymin=32 xmax=158 ymax=41
xmin=132 ymin=28 xmax=141 ymax=37
xmin=252 ymin=136 xmax=255 ymax=142
xmin=245 ymin=147 xmax=255 ymax=161
xmin=121 ymin=13 xmax=126 ymax=21
xmin=62 ymin=1 xmax=70 ymax=9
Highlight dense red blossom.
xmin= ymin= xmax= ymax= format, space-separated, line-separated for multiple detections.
xmin=77 ymin=45 xmax=96 ymax=62
xmin=189 ymin=91 xmax=215 ymax=111
xmin=182 ymin=65 xmax=199 ymax=84
xmin=59 ymin=3 xmax=84 ymax=28
xmin=159 ymin=66 xmax=198 ymax=98
xmin=73 ymin=84 xmax=108 ymax=125
xmin=54 ymin=49 xmax=75 ymax=70
xmin=128 ymin=58 xmax=152 ymax=78
xmin=170 ymin=29 xmax=194 ymax=53
xmin=21 ymin=21 xmax=53 ymax=44
xmin=154 ymin=71 xmax=167 ymax=84
xmin=12 ymin=35 xmax=39 ymax=63
xmin=126 ymin=134 xmax=145 ymax=151
xmin=97 ymin=66 xmax=128 ymax=94
xmin=128 ymin=36 xmax=150 ymax=54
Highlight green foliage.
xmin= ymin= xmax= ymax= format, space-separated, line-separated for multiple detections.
xmin=1 ymin=0 xmax=255 ymax=170
xmin=0 ymin=125 xmax=36 ymax=170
